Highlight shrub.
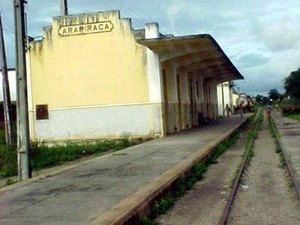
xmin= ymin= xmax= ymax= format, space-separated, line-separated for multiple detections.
xmin=0 ymin=145 xmax=17 ymax=178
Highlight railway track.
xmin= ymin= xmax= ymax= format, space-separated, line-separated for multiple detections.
xmin=269 ymin=116 xmax=300 ymax=201
xmin=217 ymin=107 xmax=263 ymax=225
xmin=156 ymin=108 xmax=300 ymax=225
xmin=218 ymin=108 xmax=300 ymax=225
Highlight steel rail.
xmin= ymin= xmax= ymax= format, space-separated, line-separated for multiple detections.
xmin=269 ymin=116 xmax=300 ymax=201
xmin=217 ymin=107 xmax=262 ymax=225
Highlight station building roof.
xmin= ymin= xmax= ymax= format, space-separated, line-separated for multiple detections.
xmin=138 ymin=34 xmax=243 ymax=82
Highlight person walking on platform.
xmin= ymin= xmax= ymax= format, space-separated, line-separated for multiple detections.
xmin=239 ymin=102 xmax=244 ymax=118
xmin=225 ymin=104 xmax=231 ymax=118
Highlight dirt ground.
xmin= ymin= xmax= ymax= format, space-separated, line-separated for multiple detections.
xmin=156 ymin=115 xmax=300 ymax=225
xmin=155 ymin=129 xmax=247 ymax=225
xmin=228 ymin=115 xmax=300 ymax=225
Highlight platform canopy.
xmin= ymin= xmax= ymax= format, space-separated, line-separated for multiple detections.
xmin=138 ymin=34 xmax=243 ymax=82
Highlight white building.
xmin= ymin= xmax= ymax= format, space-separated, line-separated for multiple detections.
xmin=0 ymin=68 xmax=16 ymax=101
xmin=217 ymin=81 xmax=233 ymax=117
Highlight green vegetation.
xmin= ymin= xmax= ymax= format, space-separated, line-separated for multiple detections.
xmin=140 ymin=217 xmax=158 ymax=225
xmin=206 ymin=132 xmax=241 ymax=165
xmin=149 ymin=162 xmax=208 ymax=220
xmin=229 ymin=108 xmax=263 ymax=189
xmin=268 ymin=89 xmax=282 ymax=101
xmin=284 ymin=113 xmax=300 ymax=122
xmin=255 ymin=95 xmax=270 ymax=105
xmin=277 ymin=99 xmax=300 ymax=121
xmin=0 ymin=134 xmax=142 ymax=179
xmin=279 ymin=68 xmax=300 ymax=120
xmin=268 ymin=117 xmax=278 ymax=138
xmin=0 ymin=145 xmax=18 ymax=178
xmin=268 ymin=117 xmax=286 ymax=168
xmin=284 ymin=68 xmax=300 ymax=100
xmin=140 ymin=126 xmax=245 ymax=225
xmin=244 ymin=108 xmax=263 ymax=167
xmin=30 ymin=138 xmax=140 ymax=170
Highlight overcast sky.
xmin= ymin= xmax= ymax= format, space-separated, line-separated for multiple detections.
xmin=1 ymin=0 xmax=300 ymax=97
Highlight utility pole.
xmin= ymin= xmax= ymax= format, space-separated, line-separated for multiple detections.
xmin=13 ymin=0 xmax=31 ymax=180
xmin=61 ymin=0 xmax=68 ymax=16
xmin=0 ymin=14 xmax=13 ymax=146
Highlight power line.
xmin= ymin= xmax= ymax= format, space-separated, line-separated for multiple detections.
xmin=112 ymin=0 xmax=143 ymax=19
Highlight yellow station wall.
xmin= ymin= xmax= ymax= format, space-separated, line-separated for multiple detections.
xmin=29 ymin=11 xmax=149 ymax=110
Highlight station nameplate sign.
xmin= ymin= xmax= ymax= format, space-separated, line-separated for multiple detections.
xmin=58 ymin=21 xmax=114 ymax=36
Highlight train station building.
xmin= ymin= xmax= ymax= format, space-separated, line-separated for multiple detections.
xmin=27 ymin=10 xmax=243 ymax=142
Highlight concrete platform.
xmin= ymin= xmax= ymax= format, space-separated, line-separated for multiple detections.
xmin=0 ymin=115 xmax=249 ymax=225
xmin=272 ymin=111 xmax=300 ymax=192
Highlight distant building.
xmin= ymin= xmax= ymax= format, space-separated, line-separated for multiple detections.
xmin=0 ymin=68 xmax=16 ymax=101
xmin=217 ymin=81 xmax=233 ymax=117
xmin=232 ymin=87 xmax=240 ymax=108
xmin=27 ymin=10 xmax=243 ymax=142
xmin=0 ymin=68 xmax=17 ymax=127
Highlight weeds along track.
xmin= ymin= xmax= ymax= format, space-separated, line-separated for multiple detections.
xmin=141 ymin=115 xmax=256 ymax=225
xmin=153 ymin=108 xmax=300 ymax=225
xmin=218 ymin=107 xmax=263 ymax=225
xmin=220 ymin=108 xmax=300 ymax=225
xmin=269 ymin=115 xmax=300 ymax=201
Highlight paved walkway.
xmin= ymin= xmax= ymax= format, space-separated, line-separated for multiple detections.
xmin=0 ymin=115 xmax=249 ymax=225
xmin=272 ymin=111 xmax=300 ymax=191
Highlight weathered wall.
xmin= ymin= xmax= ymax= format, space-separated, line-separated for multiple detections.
xmin=28 ymin=11 xmax=162 ymax=141
xmin=29 ymin=11 xmax=148 ymax=108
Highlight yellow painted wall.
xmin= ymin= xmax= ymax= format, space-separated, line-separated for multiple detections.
xmin=29 ymin=11 xmax=149 ymax=109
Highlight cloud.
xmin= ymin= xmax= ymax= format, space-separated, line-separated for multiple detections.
xmin=235 ymin=53 xmax=271 ymax=69
xmin=261 ymin=22 xmax=300 ymax=52
xmin=1 ymin=0 xmax=300 ymax=97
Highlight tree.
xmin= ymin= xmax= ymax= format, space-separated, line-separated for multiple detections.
xmin=284 ymin=68 xmax=300 ymax=99
xmin=255 ymin=95 xmax=264 ymax=103
xmin=268 ymin=89 xmax=281 ymax=101
xmin=255 ymin=95 xmax=269 ymax=105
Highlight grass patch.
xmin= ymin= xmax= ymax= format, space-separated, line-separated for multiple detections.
xmin=268 ymin=117 xmax=278 ymax=138
xmin=0 ymin=137 xmax=143 ymax=179
xmin=244 ymin=109 xmax=263 ymax=167
xmin=141 ymin=163 xmax=208 ymax=224
xmin=229 ymin=108 xmax=263 ymax=188
xmin=0 ymin=145 xmax=18 ymax=179
xmin=150 ymin=163 xmax=208 ymax=218
xmin=30 ymin=138 xmax=142 ymax=170
xmin=6 ymin=178 xmax=18 ymax=186
xmin=284 ymin=113 xmax=300 ymax=122
xmin=140 ymin=217 xmax=158 ymax=225
xmin=268 ymin=117 xmax=286 ymax=169
xmin=141 ymin=127 xmax=245 ymax=224
xmin=268 ymin=117 xmax=295 ymax=191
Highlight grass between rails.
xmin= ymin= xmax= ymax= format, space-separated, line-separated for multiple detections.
xmin=140 ymin=125 xmax=246 ymax=225
xmin=141 ymin=109 xmax=262 ymax=225
xmin=268 ymin=116 xmax=295 ymax=189
xmin=227 ymin=107 xmax=263 ymax=192
xmin=268 ymin=117 xmax=286 ymax=168
xmin=0 ymin=137 xmax=143 ymax=180
xmin=244 ymin=109 xmax=263 ymax=167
